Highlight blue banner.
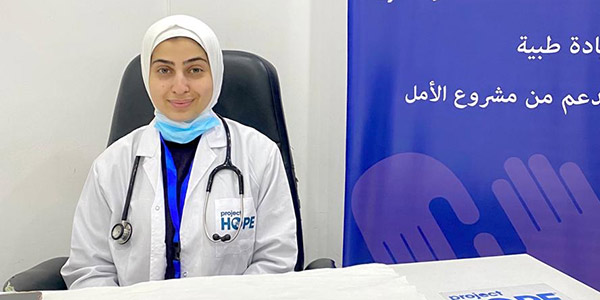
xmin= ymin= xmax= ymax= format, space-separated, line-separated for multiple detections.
xmin=344 ymin=0 xmax=600 ymax=290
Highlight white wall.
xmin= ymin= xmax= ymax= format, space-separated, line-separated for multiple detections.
xmin=0 ymin=0 xmax=166 ymax=283
xmin=0 ymin=0 xmax=347 ymax=283
xmin=305 ymin=1 xmax=347 ymax=266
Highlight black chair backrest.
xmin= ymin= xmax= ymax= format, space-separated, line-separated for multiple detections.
xmin=108 ymin=51 xmax=304 ymax=271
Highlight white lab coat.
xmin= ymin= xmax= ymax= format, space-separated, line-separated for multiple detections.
xmin=61 ymin=118 xmax=298 ymax=289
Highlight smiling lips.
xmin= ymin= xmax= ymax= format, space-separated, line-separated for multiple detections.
xmin=168 ymin=98 xmax=194 ymax=109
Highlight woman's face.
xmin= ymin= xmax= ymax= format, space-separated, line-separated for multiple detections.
xmin=149 ymin=37 xmax=213 ymax=122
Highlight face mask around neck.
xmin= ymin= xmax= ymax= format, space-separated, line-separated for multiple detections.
xmin=154 ymin=110 xmax=220 ymax=144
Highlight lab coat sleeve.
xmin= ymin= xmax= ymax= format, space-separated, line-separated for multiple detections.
xmin=244 ymin=145 xmax=298 ymax=274
xmin=61 ymin=160 xmax=119 ymax=289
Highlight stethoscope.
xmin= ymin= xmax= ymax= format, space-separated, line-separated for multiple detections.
xmin=111 ymin=115 xmax=245 ymax=245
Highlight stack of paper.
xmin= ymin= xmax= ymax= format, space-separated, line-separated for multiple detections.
xmin=43 ymin=264 xmax=426 ymax=300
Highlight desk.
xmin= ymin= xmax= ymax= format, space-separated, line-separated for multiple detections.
xmin=37 ymin=263 xmax=424 ymax=300
xmin=2 ymin=255 xmax=597 ymax=299
xmin=392 ymin=254 xmax=600 ymax=300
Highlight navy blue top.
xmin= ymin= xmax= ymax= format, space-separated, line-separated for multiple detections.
xmin=160 ymin=136 xmax=201 ymax=279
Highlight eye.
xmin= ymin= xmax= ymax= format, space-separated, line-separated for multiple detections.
xmin=156 ymin=67 xmax=171 ymax=75
xmin=189 ymin=67 xmax=203 ymax=74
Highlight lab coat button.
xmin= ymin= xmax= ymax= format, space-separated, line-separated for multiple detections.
xmin=155 ymin=206 xmax=160 ymax=211
xmin=183 ymin=272 xmax=188 ymax=277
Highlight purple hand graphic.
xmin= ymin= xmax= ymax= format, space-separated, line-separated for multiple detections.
xmin=492 ymin=154 xmax=600 ymax=290
xmin=351 ymin=153 xmax=495 ymax=264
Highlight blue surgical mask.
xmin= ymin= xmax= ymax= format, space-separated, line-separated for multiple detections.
xmin=154 ymin=110 xmax=220 ymax=144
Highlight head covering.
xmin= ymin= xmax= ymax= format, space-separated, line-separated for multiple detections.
xmin=141 ymin=15 xmax=223 ymax=143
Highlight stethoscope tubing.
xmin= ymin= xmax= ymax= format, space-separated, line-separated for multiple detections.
xmin=203 ymin=191 xmax=244 ymax=243
xmin=204 ymin=115 xmax=245 ymax=243
xmin=121 ymin=156 xmax=142 ymax=221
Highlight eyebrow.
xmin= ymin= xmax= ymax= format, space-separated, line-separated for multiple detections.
xmin=151 ymin=57 xmax=208 ymax=66
xmin=183 ymin=57 xmax=208 ymax=65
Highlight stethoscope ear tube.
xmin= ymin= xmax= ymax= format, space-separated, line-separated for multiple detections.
xmin=206 ymin=165 xmax=244 ymax=194
xmin=204 ymin=116 xmax=246 ymax=244
xmin=204 ymin=191 xmax=244 ymax=244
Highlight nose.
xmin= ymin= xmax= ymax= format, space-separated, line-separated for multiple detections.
xmin=171 ymin=72 xmax=190 ymax=94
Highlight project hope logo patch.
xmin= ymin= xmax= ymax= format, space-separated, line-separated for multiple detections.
xmin=214 ymin=197 xmax=256 ymax=234
xmin=441 ymin=284 xmax=571 ymax=300
xmin=220 ymin=210 xmax=255 ymax=231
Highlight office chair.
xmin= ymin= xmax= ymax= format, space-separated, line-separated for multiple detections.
xmin=3 ymin=50 xmax=334 ymax=292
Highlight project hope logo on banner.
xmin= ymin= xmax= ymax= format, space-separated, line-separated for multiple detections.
xmin=441 ymin=284 xmax=571 ymax=300
xmin=344 ymin=0 xmax=600 ymax=290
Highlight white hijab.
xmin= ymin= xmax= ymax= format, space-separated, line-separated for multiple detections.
xmin=141 ymin=15 xmax=223 ymax=126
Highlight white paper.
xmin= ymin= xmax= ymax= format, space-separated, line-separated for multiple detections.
xmin=43 ymin=264 xmax=426 ymax=300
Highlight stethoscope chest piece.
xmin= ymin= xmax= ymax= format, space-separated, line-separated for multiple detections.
xmin=112 ymin=221 xmax=133 ymax=244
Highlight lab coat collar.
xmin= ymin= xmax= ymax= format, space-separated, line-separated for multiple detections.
xmin=205 ymin=117 xmax=227 ymax=149
xmin=135 ymin=118 xmax=227 ymax=196
xmin=136 ymin=120 xmax=160 ymax=158
xmin=184 ymin=117 xmax=227 ymax=197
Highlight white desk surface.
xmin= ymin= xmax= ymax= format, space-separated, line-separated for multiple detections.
xmin=3 ymin=254 xmax=598 ymax=299
xmin=392 ymin=254 xmax=600 ymax=300
xmin=37 ymin=263 xmax=424 ymax=300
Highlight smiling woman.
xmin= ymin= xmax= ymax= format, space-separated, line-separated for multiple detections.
xmin=149 ymin=38 xmax=213 ymax=122
xmin=59 ymin=15 xmax=298 ymax=289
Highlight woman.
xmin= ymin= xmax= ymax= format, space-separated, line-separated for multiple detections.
xmin=61 ymin=15 xmax=297 ymax=289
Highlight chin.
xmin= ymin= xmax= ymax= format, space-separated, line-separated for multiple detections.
xmin=173 ymin=113 xmax=200 ymax=123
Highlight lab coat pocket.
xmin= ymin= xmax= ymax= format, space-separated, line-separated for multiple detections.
xmin=211 ymin=196 xmax=256 ymax=258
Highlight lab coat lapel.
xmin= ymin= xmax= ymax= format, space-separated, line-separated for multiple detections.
xmin=186 ymin=121 xmax=227 ymax=197
xmin=136 ymin=122 xmax=166 ymax=281
xmin=136 ymin=122 xmax=161 ymax=194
